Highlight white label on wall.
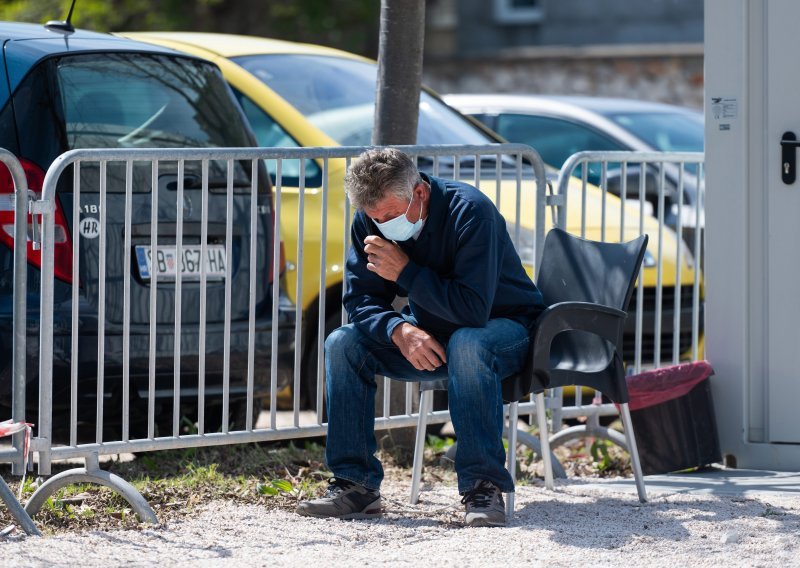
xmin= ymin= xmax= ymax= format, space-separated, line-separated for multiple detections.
xmin=710 ymin=96 xmax=738 ymax=131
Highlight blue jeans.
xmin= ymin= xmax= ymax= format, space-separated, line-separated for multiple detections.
xmin=324 ymin=317 xmax=529 ymax=494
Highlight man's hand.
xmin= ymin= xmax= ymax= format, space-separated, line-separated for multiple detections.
xmin=391 ymin=322 xmax=447 ymax=371
xmin=364 ymin=235 xmax=409 ymax=282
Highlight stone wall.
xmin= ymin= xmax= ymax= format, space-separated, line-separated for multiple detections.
xmin=422 ymin=43 xmax=704 ymax=110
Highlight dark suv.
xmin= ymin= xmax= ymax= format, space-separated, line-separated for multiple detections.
xmin=0 ymin=22 xmax=295 ymax=439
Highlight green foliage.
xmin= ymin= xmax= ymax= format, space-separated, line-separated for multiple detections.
xmin=589 ymin=438 xmax=615 ymax=472
xmin=256 ymin=478 xmax=293 ymax=497
xmin=0 ymin=0 xmax=218 ymax=33
xmin=425 ymin=434 xmax=454 ymax=455
xmin=4 ymin=0 xmax=219 ymax=31
xmin=0 ymin=0 xmax=380 ymax=56
xmin=39 ymin=484 xmax=119 ymax=523
xmin=257 ymin=0 xmax=380 ymax=55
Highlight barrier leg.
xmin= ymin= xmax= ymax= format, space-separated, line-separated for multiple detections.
xmin=0 ymin=475 xmax=40 ymax=536
xmin=24 ymin=453 xmax=158 ymax=524
xmin=548 ymin=425 xmax=629 ymax=452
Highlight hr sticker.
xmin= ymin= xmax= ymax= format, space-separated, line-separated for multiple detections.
xmin=79 ymin=217 xmax=100 ymax=239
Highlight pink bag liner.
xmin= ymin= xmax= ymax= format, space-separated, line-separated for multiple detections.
xmin=625 ymin=360 xmax=715 ymax=411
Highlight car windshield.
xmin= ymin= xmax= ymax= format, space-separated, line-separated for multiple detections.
xmin=603 ymin=111 xmax=704 ymax=152
xmin=231 ymin=54 xmax=494 ymax=146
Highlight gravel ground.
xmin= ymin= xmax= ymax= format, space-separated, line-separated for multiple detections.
xmin=3 ymin=477 xmax=800 ymax=567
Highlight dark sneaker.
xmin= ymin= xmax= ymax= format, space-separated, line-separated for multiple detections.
xmin=296 ymin=478 xmax=382 ymax=520
xmin=461 ymin=480 xmax=506 ymax=527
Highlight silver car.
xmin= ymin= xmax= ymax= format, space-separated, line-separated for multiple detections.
xmin=444 ymin=94 xmax=705 ymax=245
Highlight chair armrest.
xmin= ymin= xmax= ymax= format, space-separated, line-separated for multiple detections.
xmin=531 ymin=301 xmax=627 ymax=370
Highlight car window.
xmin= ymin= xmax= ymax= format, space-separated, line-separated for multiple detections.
xmin=233 ymin=90 xmax=323 ymax=188
xmin=55 ymin=53 xmax=253 ymax=189
xmin=494 ymin=114 xmax=625 ymax=168
xmin=231 ymin=54 xmax=494 ymax=146
xmin=0 ymin=56 xmax=9 ymax=111
xmin=605 ymin=112 xmax=704 ymax=152
xmin=58 ymin=53 xmax=251 ymax=150
xmin=468 ymin=113 xmax=498 ymax=131
xmin=8 ymin=60 xmax=62 ymax=170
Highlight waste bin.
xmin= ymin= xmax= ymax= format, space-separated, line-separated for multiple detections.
xmin=626 ymin=360 xmax=721 ymax=475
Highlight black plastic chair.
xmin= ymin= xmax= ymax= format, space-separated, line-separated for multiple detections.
xmin=409 ymin=227 xmax=649 ymax=509
xmin=530 ymin=228 xmax=649 ymax=502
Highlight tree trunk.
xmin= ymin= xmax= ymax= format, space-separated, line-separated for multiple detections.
xmin=372 ymin=0 xmax=428 ymax=459
xmin=372 ymin=0 xmax=426 ymax=145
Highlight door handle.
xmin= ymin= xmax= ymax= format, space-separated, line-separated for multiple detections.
xmin=780 ymin=131 xmax=800 ymax=184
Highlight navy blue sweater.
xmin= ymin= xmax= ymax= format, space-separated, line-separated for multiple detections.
xmin=343 ymin=174 xmax=545 ymax=345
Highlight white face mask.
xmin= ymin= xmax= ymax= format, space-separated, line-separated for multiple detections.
xmin=374 ymin=195 xmax=424 ymax=241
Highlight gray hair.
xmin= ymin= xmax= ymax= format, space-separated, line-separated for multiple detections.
xmin=345 ymin=148 xmax=423 ymax=210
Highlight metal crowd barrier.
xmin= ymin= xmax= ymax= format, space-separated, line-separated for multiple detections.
xmin=1 ymin=144 xmax=548 ymax=522
xmin=1 ymin=144 xmax=705 ymax=525
xmin=0 ymin=149 xmax=31 ymax=481
xmin=0 ymin=149 xmax=40 ymax=536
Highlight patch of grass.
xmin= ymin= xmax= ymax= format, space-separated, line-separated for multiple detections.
xmin=0 ymin=440 xmax=330 ymax=535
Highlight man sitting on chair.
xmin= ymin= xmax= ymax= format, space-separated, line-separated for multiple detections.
xmin=296 ymin=148 xmax=545 ymax=527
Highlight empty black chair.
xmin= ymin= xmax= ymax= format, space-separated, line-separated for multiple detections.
xmin=530 ymin=228 xmax=648 ymax=502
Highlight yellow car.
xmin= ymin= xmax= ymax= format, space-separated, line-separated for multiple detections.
xmin=121 ymin=32 xmax=702 ymax=405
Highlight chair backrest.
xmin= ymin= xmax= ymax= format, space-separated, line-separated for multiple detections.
xmin=536 ymin=228 xmax=648 ymax=314
xmin=533 ymin=228 xmax=648 ymax=391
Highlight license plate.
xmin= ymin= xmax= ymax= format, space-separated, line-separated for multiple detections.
xmin=135 ymin=245 xmax=226 ymax=281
